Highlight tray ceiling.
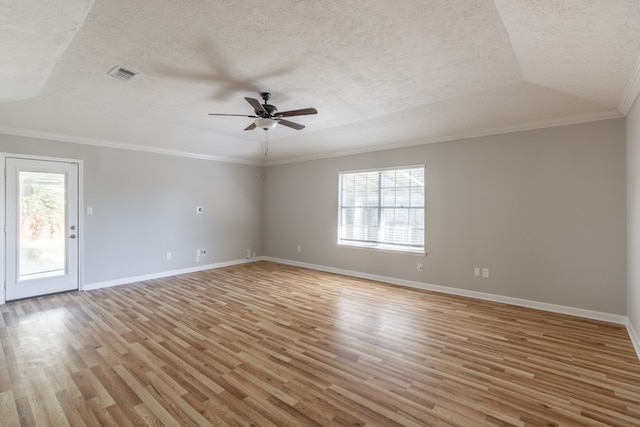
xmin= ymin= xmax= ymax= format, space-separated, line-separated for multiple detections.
xmin=1 ymin=0 xmax=639 ymax=164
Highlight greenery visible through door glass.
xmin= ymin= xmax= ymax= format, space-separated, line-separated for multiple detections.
xmin=19 ymin=172 xmax=66 ymax=280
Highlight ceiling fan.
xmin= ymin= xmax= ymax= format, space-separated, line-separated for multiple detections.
xmin=208 ymin=92 xmax=318 ymax=131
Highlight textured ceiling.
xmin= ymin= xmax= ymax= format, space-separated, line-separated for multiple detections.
xmin=0 ymin=0 xmax=95 ymax=102
xmin=1 ymin=0 xmax=639 ymax=164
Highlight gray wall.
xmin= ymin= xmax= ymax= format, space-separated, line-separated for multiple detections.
xmin=264 ymin=119 xmax=627 ymax=314
xmin=0 ymin=134 xmax=264 ymax=285
xmin=628 ymin=98 xmax=640 ymax=333
xmin=1 ymin=118 xmax=629 ymax=317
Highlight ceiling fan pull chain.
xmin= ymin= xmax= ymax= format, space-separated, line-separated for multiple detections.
xmin=264 ymin=130 xmax=269 ymax=156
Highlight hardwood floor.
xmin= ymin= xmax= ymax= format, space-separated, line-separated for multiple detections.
xmin=1 ymin=261 xmax=639 ymax=426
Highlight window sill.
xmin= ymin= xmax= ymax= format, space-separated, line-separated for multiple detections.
xmin=337 ymin=242 xmax=427 ymax=256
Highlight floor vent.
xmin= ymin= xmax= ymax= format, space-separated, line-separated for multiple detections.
xmin=107 ymin=66 xmax=138 ymax=82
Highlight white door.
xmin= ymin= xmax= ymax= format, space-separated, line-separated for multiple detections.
xmin=5 ymin=158 xmax=79 ymax=300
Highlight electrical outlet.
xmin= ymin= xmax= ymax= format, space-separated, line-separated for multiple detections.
xmin=297 ymin=245 xmax=302 ymax=252
xmin=474 ymin=267 xmax=480 ymax=277
xmin=196 ymin=249 xmax=202 ymax=256
xmin=195 ymin=256 xmax=200 ymax=263
xmin=201 ymin=249 xmax=207 ymax=255
xmin=482 ymin=268 xmax=490 ymax=278
xmin=417 ymin=263 xmax=423 ymax=271
xmin=196 ymin=206 xmax=203 ymax=213
xmin=166 ymin=252 xmax=172 ymax=260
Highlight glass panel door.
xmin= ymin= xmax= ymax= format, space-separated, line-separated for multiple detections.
xmin=5 ymin=158 xmax=79 ymax=301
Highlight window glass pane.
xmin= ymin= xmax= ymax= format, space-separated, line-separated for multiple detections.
xmin=410 ymin=208 xmax=424 ymax=229
xmin=395 ymin=228 xmax=410 ymax=244
xmin=411 ymin=187 xmax=424 ymax=207
xmin=363 ymin=207 xmax=379 ymax=227
xmin=366 ymin=189 xmax=379 ymax=206
xmin=380 ymin=208 xmax=394 ymax=225
xmin=19 ymin=171 xmax=66 ymax=280
xmin=341 ymin=208 xmax=355 ymax=226
xmin=342 ymin=174 xmax=355 ymax=188
xmin=341 ymin=190 xmax=354 ymax=206
xmin=411 ymin=167 xmax=424 ymax=181
xmin=395 ymin=170 xmax=411 ymax=188
xmin=411 ymin=229 xmax=424 ymax=245
xmin=366 ymin=171 xmax=380 ymax=187
xmin=381 ymin=188 xmax=395 ymax=207
xmin=382 ymin=170 xmax=396 ymax=188
xmin=396 ymin=187 xmax=410 ymax=207
xmin=354 ymin=174 xmax=366 ymax=195
xmin=395 ymin=208 xmax=409 ymax=225
xmin=342 ymin=226 xmax=354 ymax=239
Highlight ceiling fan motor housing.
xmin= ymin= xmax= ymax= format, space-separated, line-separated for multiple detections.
xmin=261 ymin=104 xmax=278 ymax=117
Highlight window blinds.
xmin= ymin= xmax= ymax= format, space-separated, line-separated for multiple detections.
xmin=338 ymin=165 xmax=425 ymax=253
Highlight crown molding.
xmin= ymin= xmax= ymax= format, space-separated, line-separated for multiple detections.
xmin=264 ymin=110 xmax=622 ymax=166
xmin=0 ymin=108 xmax=623 ymax=168
xmin=0 ymin=125 xmax=264 ymax=166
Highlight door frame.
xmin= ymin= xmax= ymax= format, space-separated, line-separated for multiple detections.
xmin=1 ymin=153 xmax=85 ymax=304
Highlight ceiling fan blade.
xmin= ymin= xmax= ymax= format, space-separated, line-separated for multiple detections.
xmin=276 ymin=107 xmax=318 ymax=118
xmin=208 ymin=113 xmax=258 ymax=118
xmin=277 ymin=119 xmax=305 ymax=130
xmin=245 ymin=97 xmax=267 ymax=115
xmin=244 ymin=122 xmax=257 ymax=131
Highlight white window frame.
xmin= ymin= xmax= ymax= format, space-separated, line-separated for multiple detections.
xmin=337 ymin=164 xmax=425 ymax=255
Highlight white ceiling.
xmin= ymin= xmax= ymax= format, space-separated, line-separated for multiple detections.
xmin=1 ymin=0 xmax=639 ymax=165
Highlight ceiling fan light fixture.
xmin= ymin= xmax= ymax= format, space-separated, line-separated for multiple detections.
xmin=255 ymin=118 xmax=278 ymax=130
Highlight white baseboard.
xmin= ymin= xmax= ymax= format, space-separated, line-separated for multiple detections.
xmin=263 ymin=257 xmax=628 ymax=325
xmin=627 ymin=319 xmax=640 ymax=362
xmin=82 ymin=257 xmax=259 ymax=291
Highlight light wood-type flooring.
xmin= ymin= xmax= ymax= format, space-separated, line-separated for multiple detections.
xmin=1 ymin=261 xmax=639 ymax=426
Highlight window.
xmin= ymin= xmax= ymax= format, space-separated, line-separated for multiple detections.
xmin=338 ymin=165 xmax=425 ymax=254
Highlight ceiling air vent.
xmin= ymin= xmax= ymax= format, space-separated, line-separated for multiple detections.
xmin=107 ymin=66 xmax=138 ymax=82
